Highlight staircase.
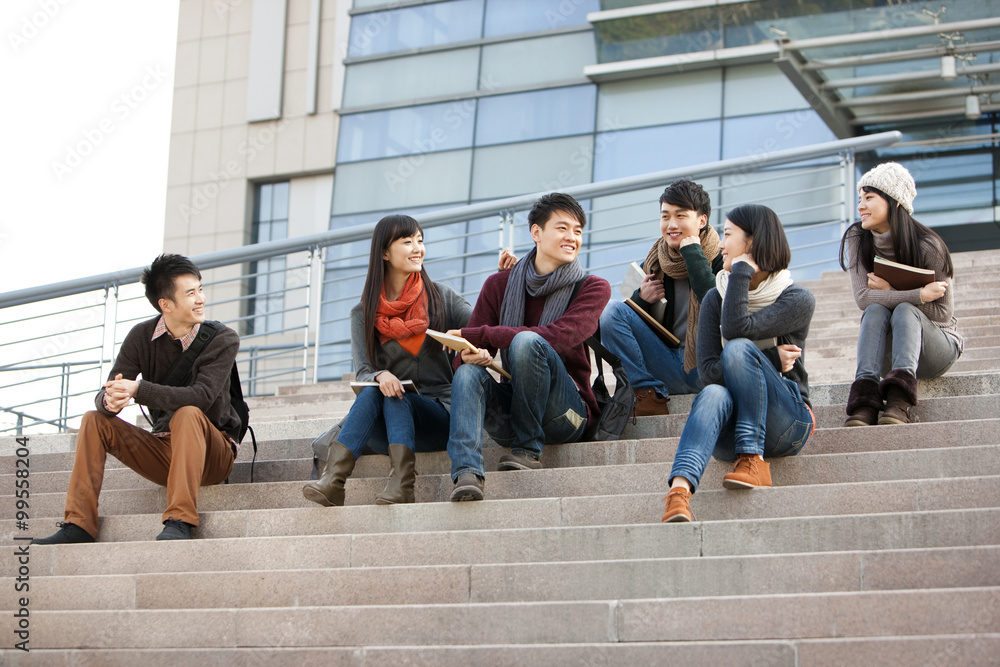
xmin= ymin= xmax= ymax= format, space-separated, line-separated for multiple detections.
xmin=3 ymin=249 xmax=999 ymax=665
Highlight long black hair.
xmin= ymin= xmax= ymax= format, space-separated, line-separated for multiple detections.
xmin=839 ymin=186 xmax=953 ymax=277
xmin=361 ymin=214 xmax=444 ymax=366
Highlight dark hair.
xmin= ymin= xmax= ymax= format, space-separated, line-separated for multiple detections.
xmin=659 ymin=179 xmax=711 ymax=220
xmin=141 ymin=254 xmax=202 ymax=312
xmin=527 ymin=192 xmax=587 ymax=230
xmin=361 ymin=214 xmax=444 ymax=366
xmin=839 ymin=186 xmax=953 ymax=277
xmin=725 ymin=204 xmax=791 ymax=273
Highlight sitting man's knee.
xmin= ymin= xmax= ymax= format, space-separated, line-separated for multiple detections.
xmin=169 ymin=405 xmax=206 ymax=426
xmin=509 ymin=331 xmax=545 ymax=357
xmin=599 ymin=300 xmax=628 ymax=327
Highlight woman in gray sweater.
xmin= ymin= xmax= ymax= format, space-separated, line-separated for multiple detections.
xmin=304 ymin=215 xmax=471 ymax=506
xmin=839 ymin=162 xmax=962 ymax=427
xmin=662 ymin=204 xmax=816 ymax=523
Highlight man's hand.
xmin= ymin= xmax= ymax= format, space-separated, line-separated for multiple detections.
xmin=638 ymin=274 xmax=666 ymax=302
xmin=103 ymin=373 xmax=138 ymax=412
xmin=867 ymin=272 xmax=891 ymax=290
xmin=460 ymin=347 xmax=493 ymax=367
xmin=679 ymin=235 xmax=700 ymax=248
xmin=498 ymin=248 xmax=517 ymax=271
xmin=920 ymin=280 xmax=948 ymax=303
xmin=375 ymin=371 xmax=405 ymax=399
xmin=776 ymin=344 xmax=802 ymax=373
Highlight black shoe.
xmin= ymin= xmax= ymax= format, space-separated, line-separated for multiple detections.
xmin=498 ymin=450 xmax=542 ymax=471
xmin=450 ymin=472 xmax=485 ymax=502
xmin=30 ymin=522 xmax=95 ymax=545
xmin=156 ymin=518 xmax=193 ymax=541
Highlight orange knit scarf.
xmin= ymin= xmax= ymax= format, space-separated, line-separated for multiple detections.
xmin=375 ymin=273 xmax=427 ymax=355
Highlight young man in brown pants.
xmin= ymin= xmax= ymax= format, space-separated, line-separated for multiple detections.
xmin=32 ymin=254 xmax=241 ymax=543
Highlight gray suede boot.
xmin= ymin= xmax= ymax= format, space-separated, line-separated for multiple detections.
xmin=302 ymin=442 xmax=356 ymax=506
xmin=375 ymin=444 xmax=416 ymax=505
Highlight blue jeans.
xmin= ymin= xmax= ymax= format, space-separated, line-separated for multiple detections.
xmin=337 ymin=387 xmax=450 ymax=457
xmin=447 ymin=331 xmax=588 ymax=480
xmin=599 ymin=300 xmax=701 ymax=398
xmin=855 ymin=302 xmax=960 ymax=381
xmin=669 ymin=338 xmax=813 ymax=491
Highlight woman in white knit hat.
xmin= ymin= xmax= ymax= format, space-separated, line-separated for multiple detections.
xmin=838 ymin=162 xmax=963 ymax=427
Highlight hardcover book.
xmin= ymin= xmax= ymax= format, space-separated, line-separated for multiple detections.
xmin=873 ymin=256 xmax=936 ymax=291
xmin=350 ymin=380 xmax=418 ymax=395
xmin=426 ymin=329 xmax=512 ymax=380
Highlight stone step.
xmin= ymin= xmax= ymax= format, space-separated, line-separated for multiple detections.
xmin=24 ymin=587 xmax=1000 ymax=649
xmin=11 ymin=442 xmax=1000 ymax=521
xmin=25 ymin=545 xmax=1000 ymax=612
xmin=16 ymin=477 xmax=1000 ymax=576
xmin=10 ymin=404 xmax=1000 ymax=493
xmin=11 ymin=635 xmax=1000 ymax=667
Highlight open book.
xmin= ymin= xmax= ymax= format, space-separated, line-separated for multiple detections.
xmin=350 ymin=380 xmax=418 ymax=395
xmin=426 ymin=329 xmax=512 ymax=380
xmin=873 ymin=256 xmax=936 ymax=291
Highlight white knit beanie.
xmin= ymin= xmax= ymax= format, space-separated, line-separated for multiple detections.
xmin=857 ymin=162 xmax=917 ymax=214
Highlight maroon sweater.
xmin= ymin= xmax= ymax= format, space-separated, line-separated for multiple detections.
xmin=459 ymin=271 xmax=611 ymax=431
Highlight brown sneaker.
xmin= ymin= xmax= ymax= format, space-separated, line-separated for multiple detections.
xmin=722 ymin=454 xmax=771 ymax=489
xmin=661 ymin=487 xmax=693 ymax=523
xmin=634 ymin=388 xmax=669 ymax=417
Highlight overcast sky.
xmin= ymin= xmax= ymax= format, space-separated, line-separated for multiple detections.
xmin=1 ymin=1 xmax=180 ymax=294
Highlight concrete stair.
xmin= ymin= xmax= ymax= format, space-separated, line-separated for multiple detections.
xmin=2 ymin=248 xmax=999 ymax=664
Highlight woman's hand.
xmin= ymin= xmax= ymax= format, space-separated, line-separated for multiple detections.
xmin=499 ymin=248 xmax=517 ymax=271
xmin=732 ymin=253 xmax=758 ymax=272
xmin=920 ymin=280 xmax=947 ymax=303
xmin=460 ymin=347 xmax=493 ymax=367
xmin=776 ymin=344 xmax=801 ymax=373
xmin=867 ymin=273 xmax=891 ymax=290
xmin=639 ymin=274 xmax=665 ymax=302
xmin=375 ymin=371 xmax=405 ymax=399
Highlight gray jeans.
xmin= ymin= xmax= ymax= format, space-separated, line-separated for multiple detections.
xmin=855 ymin=302 xmax=960 ymax=381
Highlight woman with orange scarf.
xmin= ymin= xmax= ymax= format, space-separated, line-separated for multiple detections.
xmin=304 ymin=215 xmax=471 ymax=506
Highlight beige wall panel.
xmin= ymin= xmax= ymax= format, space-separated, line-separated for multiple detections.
xmin=222 ymin=79 xmax=249 ymax=127
xmin=175 ymin=41 xmax=201 ymax=88
xmin=177 ymin=0 xmax=202 ymax=42
xmin=198 ymin=36 xmax=228 ymax=83
xmin=226 ymin=33 xmax=251 ymax=80
xmin=275 ymin=117 xmax=307 ymax=174
xmin=190 ymin=128 xmax=223 ymax=183
xmin=303 ymin=113 xmax=336 ymax=172
xmin=195 ymin=83 xmax=226 ymax=130
xmin=243 ymin=122 xmax=280 ymax=179
xmin=167 ymin=132 xmax=195 ymax=187
xmin=172 ymin=87 xmax=198 ymax=134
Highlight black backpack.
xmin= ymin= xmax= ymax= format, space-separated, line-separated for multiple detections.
xmin=567 ymin=279 xmax=637 ymax=441
xmin=147 ymin=320 xmax=258 ymax=481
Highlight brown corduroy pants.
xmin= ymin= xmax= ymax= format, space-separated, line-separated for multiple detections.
xmin=64 ymin=406 xmax=235 ymax=538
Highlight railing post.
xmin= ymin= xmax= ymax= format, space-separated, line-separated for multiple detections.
xmin=841 ymin=150 xmax=856 ymax=236
xmin=60 ymin=362 xmax=69 ymax=432
xmin=16 ymin=413 xmax=23 ymax=436
xmin=301 ymin=246 xmax=317 ymax=385
xmin=312 ymin=245 xmax=326 ymax=386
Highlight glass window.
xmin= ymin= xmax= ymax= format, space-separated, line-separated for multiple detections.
xmin=332 ymin=149 xmax=474 ymax=215
xmin=470 ymin=135 xmax=596 ymax=200
xmin=337 ymin=100 xmax=477 ymax=162
xmin=597 ymin=70 xmax=723 ymax=130
xmin=721 ymin=111 xmax=836 ymax=161
xmin=249 ymin=182 xmax=289 ymax=336
xmin=592 ymin=120 xmax=722 ymax=182
xmin=348 ymin=0 xmax=484 ymax=58
xmin=483 ymin=0 xmax=599 ymax=38
xmin=480 ymin=32 xmax=595 ymax=90
xmin=723 ymin=64 xmax=809 ymax=117
xmin=343 ymin=48 xmax=481 ymax=108
xmin=475 ymin=85 xmax=596 ymax=147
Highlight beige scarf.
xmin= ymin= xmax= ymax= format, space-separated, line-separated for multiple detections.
xmin=643 ymin=225 xmax=721 ymax=372
xmin=715 ymin=268 xmax=793 ymax=348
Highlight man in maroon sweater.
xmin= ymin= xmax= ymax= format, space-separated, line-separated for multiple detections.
xmin=447 ymin=193 xmax=611 ymax=501
xmin=32 ymin=254 xmax=240 ymax=544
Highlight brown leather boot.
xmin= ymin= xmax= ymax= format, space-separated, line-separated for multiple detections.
xmin=878 ymin=369 xmax=918 ymax=425
xmin=844 ymin=378 xmax=882 ymax=427
xmin=375 ymin=444 xmax=416 ymax=505
xmin=302 ymin=442 xmax=356 ymax=506
xmin=634 ymin=388 xmax=669 ymax=417
xmin=661 ymin=487 xmax=693 ymax=523
xmin=722 ymin=454 xmax=771 ymax=489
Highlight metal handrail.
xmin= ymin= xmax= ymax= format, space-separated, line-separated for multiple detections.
xmin=0 ymin=132 xmax=900 ymax=310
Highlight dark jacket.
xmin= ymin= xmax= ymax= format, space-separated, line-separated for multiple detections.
xmin=96 ymin=316 xmax=242 ymax=440
xmin=630 ymin=244 xmax=724 ymax=332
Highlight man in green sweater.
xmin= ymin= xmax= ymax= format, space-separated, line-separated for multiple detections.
xmin=32 ymin=254 xmax=241 ymax=544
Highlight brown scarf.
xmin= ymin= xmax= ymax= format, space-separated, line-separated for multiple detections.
xmin=375 ymin=273 xmax=428 ymax=355
xmin=643 ymin=225 xmax=721 ymax=372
